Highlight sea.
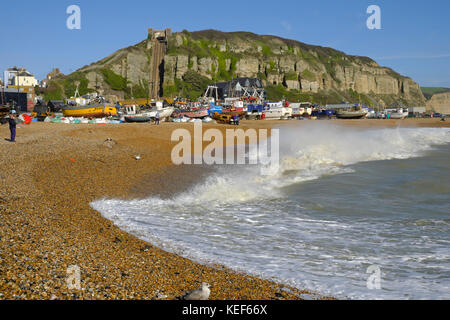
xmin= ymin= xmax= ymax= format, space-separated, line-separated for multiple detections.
xmin=91 ymin=123 xmax=450 ymax=300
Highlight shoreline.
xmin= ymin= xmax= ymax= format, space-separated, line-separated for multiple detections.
xmin=0 ymin=121 xmax=318 ymax=300
xmin=0 ymin=119 xmax=448 ymax=300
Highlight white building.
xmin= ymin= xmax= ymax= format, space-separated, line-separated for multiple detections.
xmin=3 ymin=67 xmax=38 ymax=88
xmin=409 ymin=107 xmax=426 ymax=115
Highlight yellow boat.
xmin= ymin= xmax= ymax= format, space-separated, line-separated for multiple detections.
xmin=62 ymin=104 xmax=118 ymax=118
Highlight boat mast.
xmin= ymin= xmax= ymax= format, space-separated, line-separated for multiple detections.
xmin=1 ymin=75 xmax=4 ymax=105
xmin=74 ymin=83 xmax=80 ymax=98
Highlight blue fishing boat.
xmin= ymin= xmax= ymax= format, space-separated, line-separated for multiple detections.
xmin=311 ymin=108 xmax=334 ymax=118
xmin=246 ymin=104 xmax=264 ymax=119
xmin=208 ymin=102 xmax=223 ymax=117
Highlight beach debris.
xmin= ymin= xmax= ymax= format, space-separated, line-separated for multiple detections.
xmin=135 ymin=155 xmax=142 ymax=160
xmin=154 ymin=290 xmax=168 ymax=300
xmin=102 ymin=138 xmax=116 ymax=149
xmin=180 ymin=282 xmax=211 ymax=300
xmin=69 ymin=158 xmax=76 ymax=162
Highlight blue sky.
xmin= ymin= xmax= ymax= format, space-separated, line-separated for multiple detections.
xmin=1 ymin=0 xmax=449 ymax=87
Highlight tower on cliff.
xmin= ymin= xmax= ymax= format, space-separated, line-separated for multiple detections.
xmin=147 ymin=28 xmax=171 ymax=99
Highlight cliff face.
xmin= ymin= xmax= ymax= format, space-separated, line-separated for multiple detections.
xmin=426 ymin=92 xmax=450 ymax=114
xmin=68 ymin=29 xmax=425 ymax=106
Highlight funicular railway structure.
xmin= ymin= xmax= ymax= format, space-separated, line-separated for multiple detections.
xmin=147 ymin=28 xmax=171 ymax=99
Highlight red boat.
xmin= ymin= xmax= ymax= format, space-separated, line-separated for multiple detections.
xmin=174 ymin=107 xmax=209 ymax=118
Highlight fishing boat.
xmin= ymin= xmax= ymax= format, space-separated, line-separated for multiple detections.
xmin=32 ymin=101 xmax=52 ymax=121
xmin=122 ymin=101 xmax=174 ymax=122
xmin=221 ymin=100 xmax=246 ymax=114
xmin=63 ymin=95 xmax=117 ymax=118
xmin=174 ymin=107 xmax=209 ymax=119
xmin=335 ymin=105 xmax=367 ymax=119
xmin=121 ymin=105 xmax=153 ymax=123
xmin=246 ymin=104 xmax=264 ymax=119
xmin=208 ymin=103 xmax=223 ymax=117
xmin=291 ymin=102 xmax=313 ymax=118
xmin=311 ymin=109 xmax=334 ymax=118
xmin=386 ymin=108 xmax=408 ymax=119
xmin=147 ymin=101 xmax=175 ymax=120
xmin=62 ymin=104 xmax=117 ymax=118
xmin=263 ymin=101 xmax=292 ymax=120
xmin=124 ymin=115 xmax=152 ymax=123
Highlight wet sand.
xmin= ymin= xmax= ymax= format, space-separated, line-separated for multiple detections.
xmin=0 ymin=118 xmax=447 ymax=300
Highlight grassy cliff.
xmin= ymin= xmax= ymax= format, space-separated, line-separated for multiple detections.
xmin=40 ymin=29 xmax=426 ymax=107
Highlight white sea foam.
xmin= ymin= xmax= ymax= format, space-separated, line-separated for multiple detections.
xmin=91 ymin=125 xmax=450 ymax=299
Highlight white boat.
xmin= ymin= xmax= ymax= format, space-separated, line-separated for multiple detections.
xmin=147 ymin=101 xmax=174 ymax=120
xmin=386 ymin=108 xmax=408 ymax=119
xmin=120 ymin=103 xmax=174 ymax=122
xmin=148 ymin=106 xmax=174 ymax=120
xmin=366 ymin=110 xmax=377 ymax=118
xmin=290 ymin=102 xmax=313 ymax=117
xmin=120 ymin=105 xmax=153 ymax=122
xmin=263 ymin=102 xmax=292 ymax=120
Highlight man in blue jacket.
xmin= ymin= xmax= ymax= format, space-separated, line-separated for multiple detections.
xmin=3 ymin=110 xmax=17 ymax=142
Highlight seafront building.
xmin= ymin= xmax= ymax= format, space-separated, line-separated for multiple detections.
xmin=1 ymin=67 xmax=38 ymax=111
xmin=3 ymin=67 xmax=38 ymax=88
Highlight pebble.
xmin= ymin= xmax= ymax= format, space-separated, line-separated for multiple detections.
xmin=0 ymin=123 xmax=331 ymax=300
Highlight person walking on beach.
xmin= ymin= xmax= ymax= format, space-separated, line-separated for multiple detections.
xmin=232 ymin=114 xmax=239 ymax=126
xmin=2 ymin=110 xmax=17 ymax=142
xmin=155 ymin=111 xmax=160 ymax=125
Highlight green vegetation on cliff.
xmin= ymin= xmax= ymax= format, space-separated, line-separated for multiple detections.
xmin=37 ymin=72 xmax=94 ymax=101
xmin=300 ymin=70 xmax=316 ymax=82
xmin=52 ymin=28 xmax=425 ymax=106
xmin=265 ymin=85 xmax=375 ymax=106
xmin=164 ymin=70 xmax=211 ymax=100
xmin=63 ymin=72 xmax=94 ymax=98
xmin=168 ymin=36 xmax=240 ymax=81
xmin=421 ymin=87 xmax=450 ymax=100
xmin=101 ymin=69 xmax=127 ymax=91
xmin=41 ymin=82 xmax=64 ymax=101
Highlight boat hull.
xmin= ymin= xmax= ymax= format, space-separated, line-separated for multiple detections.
xmin=124 ymin=116 xmax=152 ymax=123
xmin=148 ymin=107 xmax=175 ymax=120
xmin=263 ymin=107 xmax=291 ymax=119
xmin=174 ymin=109 xmax=209 ymax=118
xmin=389 ymin=113 xmax=407 ymax=119
xmin=62 ymin=105 xmax=117 ymax=118
xmin=336 ymin=111 xmax=367 ymax=119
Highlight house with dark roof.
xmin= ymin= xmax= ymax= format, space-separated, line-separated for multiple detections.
xmin=205 ymin=78 xmax=266 ymax=101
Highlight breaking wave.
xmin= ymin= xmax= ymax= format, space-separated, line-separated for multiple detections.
xmin=91 ymin=125 xmax=450 ymax=299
